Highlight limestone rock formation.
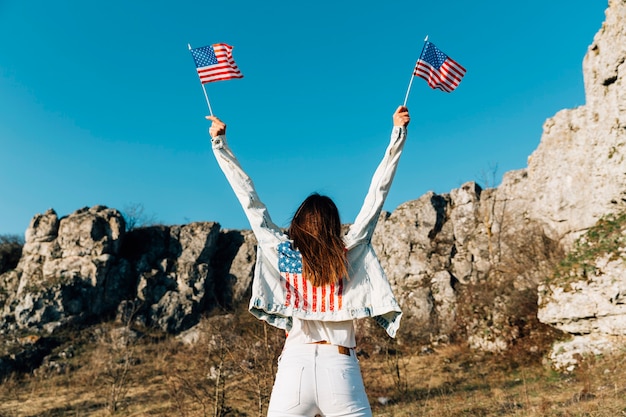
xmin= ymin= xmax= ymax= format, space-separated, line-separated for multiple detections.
xmin=1 ymin=206 xmax=131 ymax=333
xmin=0 ymin=207 xmax=228 ymax=337
xmin=517 ymin=0 xmax=626 ymax=244
xmin=531 ymin=0 xmax=626 ymax=368
xmin=119 ymin=221 xmax=221 ymax=333
xmin=210 ymin=229 xmax=256 ymax=308
xmin=369 ymin=0 xmax=626 ymax=360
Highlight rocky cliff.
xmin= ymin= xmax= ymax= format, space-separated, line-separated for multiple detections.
xmin=532 ymin=0 xmax=626 ymax=369
xmin=370 ymin=0 xmax=626 ymax=364
xmin=1 ymin=0 xmax=624 ymax=377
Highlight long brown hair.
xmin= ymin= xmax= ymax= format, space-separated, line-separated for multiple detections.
xmin=288 ymin=193 xmax=348 ymax=287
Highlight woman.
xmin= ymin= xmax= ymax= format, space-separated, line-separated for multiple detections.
xmin=207 ymin=105 xmax=410 ymax=416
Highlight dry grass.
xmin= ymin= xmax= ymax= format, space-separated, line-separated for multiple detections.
xmin=363 ymin=344 xmax=626 ymax=416
xmin=1 ymin=309 xmax=626 ymax=417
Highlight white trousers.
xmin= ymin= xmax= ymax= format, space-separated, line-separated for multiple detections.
xmin=267 ymin=343 xmax=372 ymax=417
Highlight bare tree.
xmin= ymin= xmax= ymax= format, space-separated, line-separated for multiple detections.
xmin=121 ymin=203 xmax=159 ymax=231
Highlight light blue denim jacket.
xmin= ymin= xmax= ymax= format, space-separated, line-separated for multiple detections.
xmin=211 ymin=125 xmax=406 ymax=337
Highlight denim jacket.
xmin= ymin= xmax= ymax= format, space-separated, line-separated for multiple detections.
xmin=211 ymin=125 xmax=406 ymax=337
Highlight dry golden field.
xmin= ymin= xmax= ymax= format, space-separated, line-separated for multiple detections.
xmin=1 ymin=306 xmax=625 ymax=417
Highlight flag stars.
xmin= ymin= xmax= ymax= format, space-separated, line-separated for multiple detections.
xmin=422 ymin=46 xmax=447 ymax=69
xmin=278 ymin=242 xmax=303 ymax=273
xmin=191 ymin=46 xmax=219 ymax=67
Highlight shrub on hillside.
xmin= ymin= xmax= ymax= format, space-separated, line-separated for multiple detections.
xmin=550 ymin=210 xmax=626 ymax=285
xmin=0 ymin=234 xmax=24 ymax=274
xmin=455 ymin=221 xmax=565 ymax=357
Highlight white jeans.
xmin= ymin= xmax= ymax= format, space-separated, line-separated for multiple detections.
xmin=267 ymin=343 xmax=372 ymax=417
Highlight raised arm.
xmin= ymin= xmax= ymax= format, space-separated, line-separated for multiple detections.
xmin=344 ymin=106 xmax=410 ymax=249
xmin=207 ymin=116 xmax=285 ymax=247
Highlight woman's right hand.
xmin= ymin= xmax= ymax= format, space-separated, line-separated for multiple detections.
xmin=206 ymin=115 xmax=226 ymax=138
xmin=393 ymin=106 xmax=410 ymax=127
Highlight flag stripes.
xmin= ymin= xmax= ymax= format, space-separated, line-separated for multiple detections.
xmin=190 ymin=43 xmax=243 ymax=84
xmin=414 ymin=41 xmax=466 ymax=92
xmin=283 ymin=272 xmax=344 ymax=312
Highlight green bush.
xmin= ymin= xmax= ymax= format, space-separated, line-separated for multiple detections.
xmin=551 ymin=210 xmax=626 ymax=285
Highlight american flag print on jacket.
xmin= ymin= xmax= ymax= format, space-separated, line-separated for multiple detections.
xmin=278 ymin=242 xmax=344 ymax=313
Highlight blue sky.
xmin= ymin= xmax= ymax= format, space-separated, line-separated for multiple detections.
xmin=0 ymin=1 xmax=607 ymax=236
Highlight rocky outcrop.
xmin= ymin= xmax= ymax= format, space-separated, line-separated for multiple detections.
xmin=1 ymin=206 xmax=131 ymax=333
xmin=355 ymin=0 xmax=626 ymax=362
xmin=507 ymin=0 xmax=626 ymax=244
xmin=0 ymin=206 xmax=236 ymax=337
xmin=389 ymin=0 xmax=626 ymax=365
xmin=537 ymin=213 xmax=626 ymax=371
xmin=0 ymin=206 xmax=253 ymax=378
xmin=118 ymin=221 xmax=222 ymax=333
xmin=210 ymin=229 xmax=256 ymax=308
xmin=531 ymin=0 xmax=626 ymax=369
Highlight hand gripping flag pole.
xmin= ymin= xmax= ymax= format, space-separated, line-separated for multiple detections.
xmin=188 ymin=43 xmax=244 ymax=116
xmin=403 ymin=36 xmax=467 ymax=105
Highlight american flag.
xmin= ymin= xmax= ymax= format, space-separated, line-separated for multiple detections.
xmin=414 ymin=41 xmax=466 ymax=92
xmin=189 ymin=43 xmax=243 ymax=84
xmin=277 ymin=242 xmax=344 ymax=313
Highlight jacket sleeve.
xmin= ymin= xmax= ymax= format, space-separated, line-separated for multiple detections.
xmin=344 ymin=126 xmax=407 ymax=249
xmin=211 ymin=134 xmax=285 ymax=247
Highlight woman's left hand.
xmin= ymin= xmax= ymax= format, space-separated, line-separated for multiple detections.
xmin=206 ymin=115 xmax=226 ymax=138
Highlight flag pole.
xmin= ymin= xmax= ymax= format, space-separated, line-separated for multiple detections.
xmin=201 ymin=84 xmax=214 ymax=116
xmin=403 ymin=35 xmax=429 ymax=107
xmin=189 ymin=43 xmax=214 ymax=116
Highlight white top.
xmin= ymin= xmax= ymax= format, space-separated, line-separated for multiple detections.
xmin=284 ymin=317 xmax=356 ymax=348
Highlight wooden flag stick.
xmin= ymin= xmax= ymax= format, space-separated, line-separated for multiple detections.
xmin=403 ymin=35 xmax=429 ymax=106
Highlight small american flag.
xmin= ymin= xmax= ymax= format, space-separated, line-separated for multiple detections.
xmin=278 ymin=242 xmax=344 ymax=313
xmin=190 ymin=43 xmax=243 ymax=84
xmin=414 ymin=41 xmax=466 ymax=92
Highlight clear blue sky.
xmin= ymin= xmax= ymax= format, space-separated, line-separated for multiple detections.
xmin=0 ymin=1 xmax=607 ymax=236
